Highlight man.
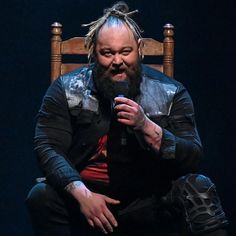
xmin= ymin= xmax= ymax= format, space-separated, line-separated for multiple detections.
xmin=26 ymin=2 xmax=228 ymax=236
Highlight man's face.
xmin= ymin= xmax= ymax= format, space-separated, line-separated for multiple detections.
xmin=95 ymin=24 xmax=140 ymax=82
xmin=93 ymin=24 xmax=142 ymax=100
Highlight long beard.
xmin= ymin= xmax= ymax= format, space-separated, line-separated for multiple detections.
xmin=92 ymin=61 xmax=142 ymax=101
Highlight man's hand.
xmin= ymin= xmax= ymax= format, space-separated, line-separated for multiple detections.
xmin=114 ymin=96 xmax=163 ymax=151
xmin=66 ymin=181 xmax=120 ymax=234
xmin=114 ymin=96 xmax=147 ymax=130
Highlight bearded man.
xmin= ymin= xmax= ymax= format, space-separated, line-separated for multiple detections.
xmin=26 ymin=2 xmax=228 ymax=236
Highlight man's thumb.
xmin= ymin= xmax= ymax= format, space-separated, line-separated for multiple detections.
xmin=105 ymin=196 xmax=120 ymax=205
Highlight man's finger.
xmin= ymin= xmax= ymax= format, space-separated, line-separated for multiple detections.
xmin=117 ymin=111 xmax=132 ymax=120
xmin=99 ymin=213 xmax=114 ymax=233
xmin=104 ymin=208 xmax=118 ymax=227
xmin=114 ymin=97 xmax=136 ymax=106
xmin=87 ymin=219 xmax=94 ymax=227
xmin=104 ymin=196 xmax=120 ymax=205
xmin=114 ymin=104 xmax=131 ymax=113
xmin=93 ymin=216 xmax=107 ymax=234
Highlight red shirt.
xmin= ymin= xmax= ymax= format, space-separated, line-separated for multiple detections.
xmin=80 ymin=135 xmax=109 ymax=184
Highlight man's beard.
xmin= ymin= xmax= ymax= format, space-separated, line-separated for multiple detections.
xmin=92 ymin=61 xmax=142 ymax=101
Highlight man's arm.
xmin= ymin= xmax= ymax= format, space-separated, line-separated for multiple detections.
xmin=114 ymin=85 xmax=203 ymax=172
xmin=35 ymin=78 xmax=120 ymax=233
xmin=34 ymin=78 xmax=81 ymax=190
xmin=158 ymin=85 xmax=203 ymax=171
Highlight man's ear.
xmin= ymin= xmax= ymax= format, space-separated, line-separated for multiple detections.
xmin=138 ymin=38 xmax=144 ymax=60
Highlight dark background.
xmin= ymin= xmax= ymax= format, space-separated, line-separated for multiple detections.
xmin=1 ymin=0 xmax=235 ymax=235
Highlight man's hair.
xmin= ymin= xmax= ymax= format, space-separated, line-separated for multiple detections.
xmin=82 ymin=1 xmax=143 ymax=62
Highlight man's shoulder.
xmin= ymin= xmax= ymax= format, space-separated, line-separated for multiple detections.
xmin=141 ymin=64 xmax=182 ymax=87
xmin=57 ymin=65 xmax=98 ymax=115
xmin=138 ymin=65 xmax=184 ymax=116
xmin=59 ymin=65 xmax=92 ymax=84
xmin=57 ymin=65 xmax=95 ymax=94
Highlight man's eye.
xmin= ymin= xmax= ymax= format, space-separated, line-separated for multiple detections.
xmin=122 ymin=50 xmax=131 ymax=55
xmin=102 ymin=51 xmax=112 ymax=57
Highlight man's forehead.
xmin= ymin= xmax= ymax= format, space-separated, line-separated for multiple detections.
xmin=97 ymin=23 xmax=136 ymax=42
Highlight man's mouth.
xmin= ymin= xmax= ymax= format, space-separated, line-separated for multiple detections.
xmin=111 ymin=69 xmax=127 ymax=80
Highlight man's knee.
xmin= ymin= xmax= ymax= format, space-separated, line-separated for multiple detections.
xmin=26 ymin=182 xmax=59 ymax=212
xmin=168 ymin=174 xmax=228 ymax=235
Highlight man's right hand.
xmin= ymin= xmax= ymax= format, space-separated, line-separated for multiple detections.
xmin=66 ymin=181 xmax=120 ymax=234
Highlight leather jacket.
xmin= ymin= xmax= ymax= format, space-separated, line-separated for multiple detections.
xmin=34 ymin=64 xmax=203 ymax=190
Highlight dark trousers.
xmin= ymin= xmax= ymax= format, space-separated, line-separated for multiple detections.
xmin=26 ymin=174 xmax=228 ymax=236
xmin=26 ymin=183 xmax=178 ymax=236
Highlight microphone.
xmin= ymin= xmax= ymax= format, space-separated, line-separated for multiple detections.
xmin=113 ymin=80 xmax=129 ymax=99
xmin=113 ymin=81 xmax=129 ymax=146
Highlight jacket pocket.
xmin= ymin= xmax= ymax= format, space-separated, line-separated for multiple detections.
xmin=73 ymin=110 xmax=96 ymax=125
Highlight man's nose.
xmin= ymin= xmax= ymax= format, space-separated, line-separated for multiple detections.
xmin=112 ymin=54 xmax=123 ymax=67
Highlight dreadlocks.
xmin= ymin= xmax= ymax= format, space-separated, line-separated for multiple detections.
xmin=82 ymin=1 xmax=143 ymax=62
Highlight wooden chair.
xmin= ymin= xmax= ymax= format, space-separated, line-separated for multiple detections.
xmin=51 ymin=22 xmax=174 ymax=82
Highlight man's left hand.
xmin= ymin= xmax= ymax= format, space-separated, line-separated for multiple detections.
xmin=114 ymin=97 xmax=147 ymax=130
xmin=114 ymin=96 xmax=163 ymax=151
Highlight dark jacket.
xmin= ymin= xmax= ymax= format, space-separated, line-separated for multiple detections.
xmin=34 ymin=65 xmax=203 ymax=191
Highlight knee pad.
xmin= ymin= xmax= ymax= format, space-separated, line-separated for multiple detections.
xmin=167 ymin=174 xmax=228 ymax=235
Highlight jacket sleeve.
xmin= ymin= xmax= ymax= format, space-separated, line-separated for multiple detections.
xmin=34 ymin=78 xmax=81 ymax=190
xmin=159 ymin=84 xmax=203 ymax=172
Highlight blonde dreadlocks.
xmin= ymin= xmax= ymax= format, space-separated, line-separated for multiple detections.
xmin=82 ymin=1 xmax=143 ymax=62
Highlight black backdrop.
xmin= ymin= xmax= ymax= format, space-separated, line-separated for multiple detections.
xmin=1 ymin=0 xmax=235 ymax=235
